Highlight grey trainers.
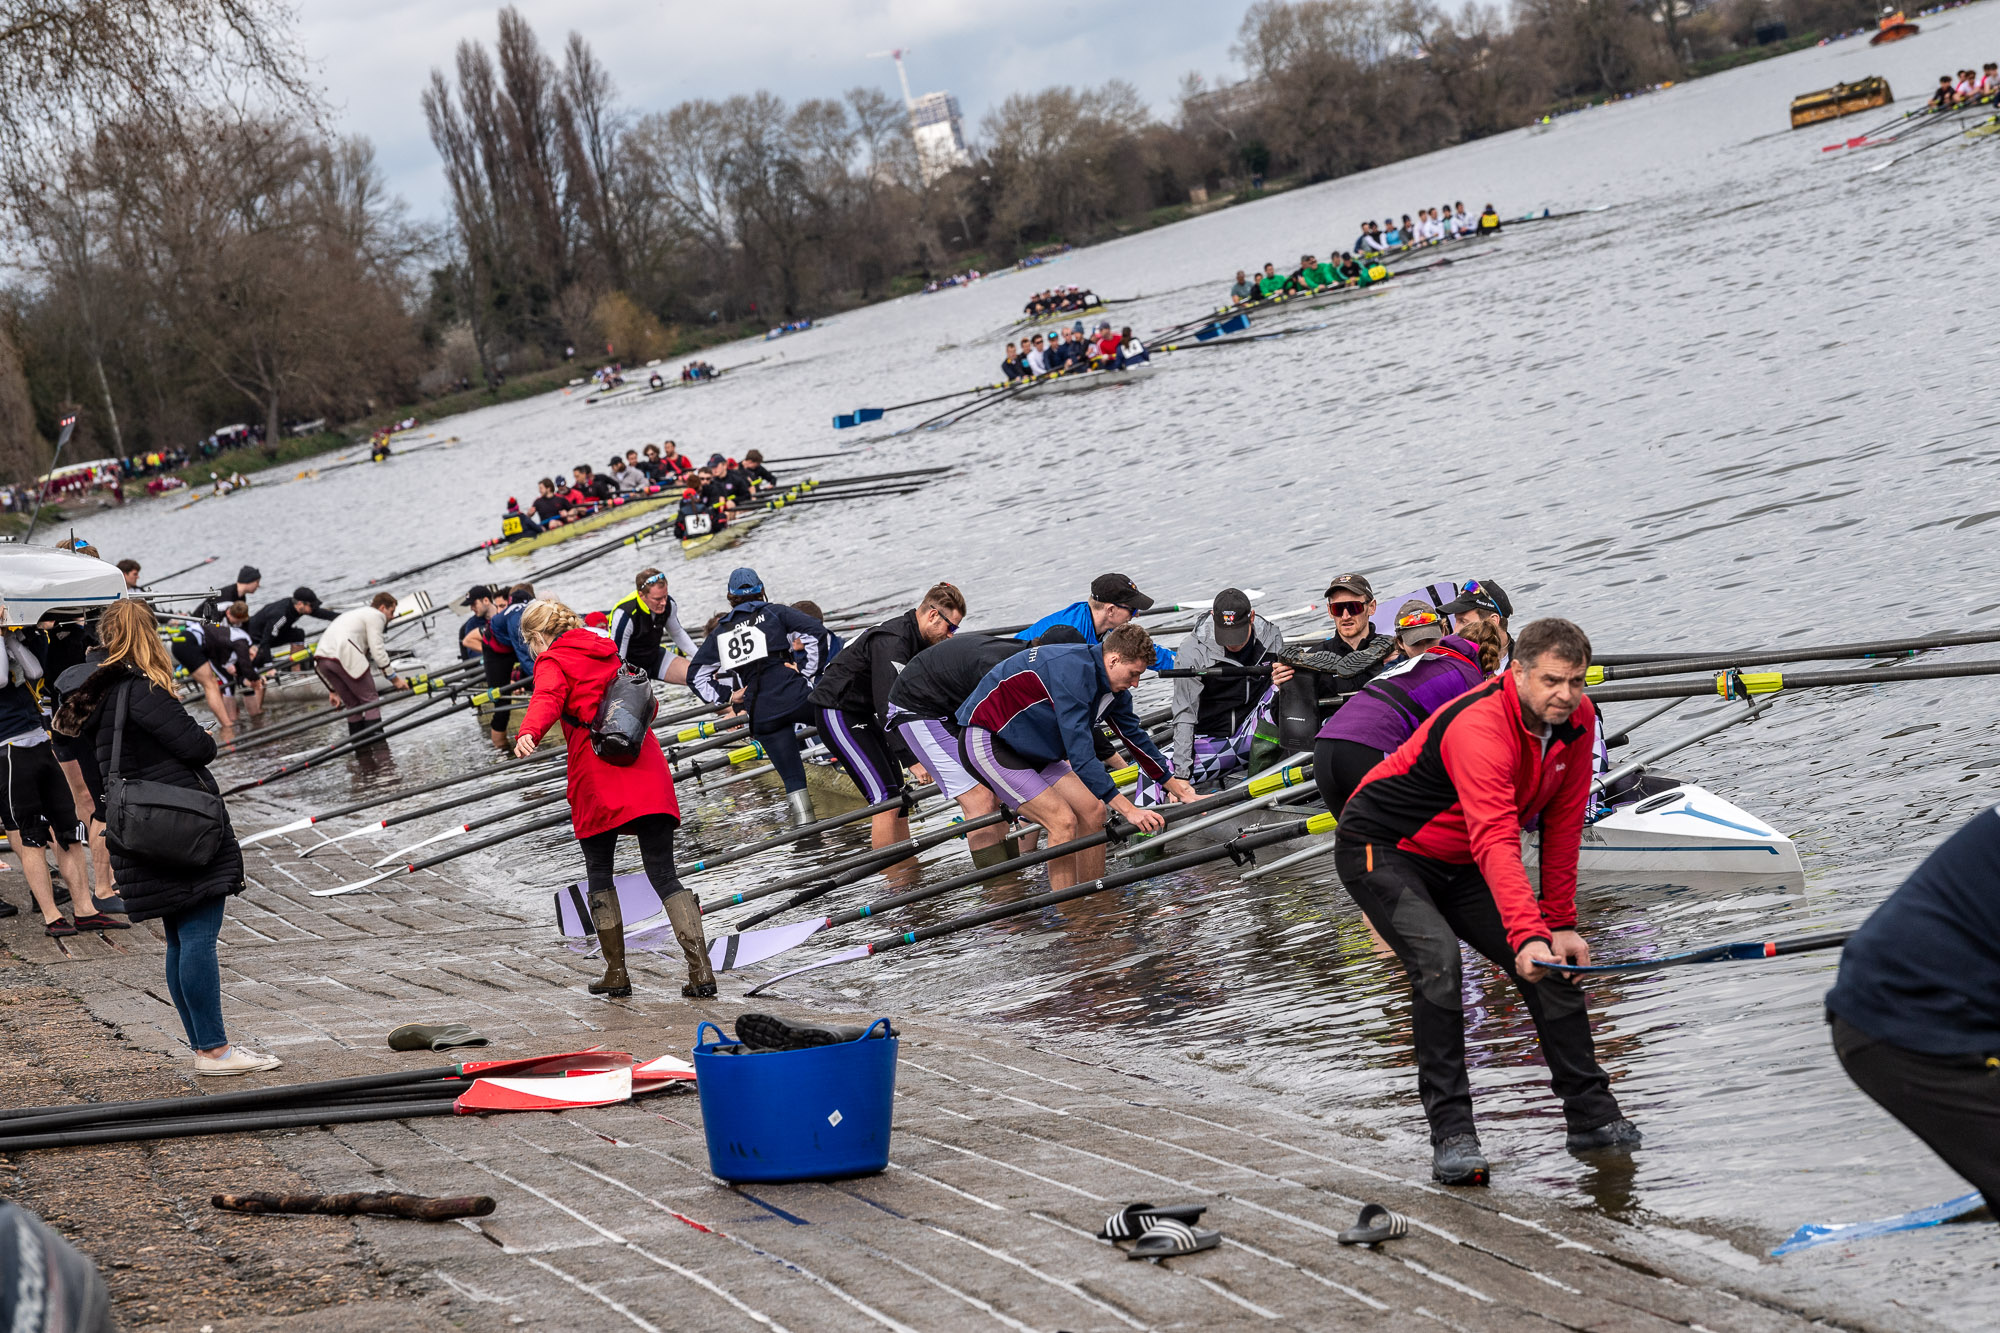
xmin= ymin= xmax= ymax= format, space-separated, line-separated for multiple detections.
xmin=1432 ymin=1134 xmax=1490 ymax=1186
xmin=1566 ymin=1117 xmax=1644 ymax=1153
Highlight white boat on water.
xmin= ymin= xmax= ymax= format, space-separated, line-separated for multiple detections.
xmin=1525 ymin=775 xmax=1803 ymax=881
xmin=981 ymin=362 xmax=1160 ymax=402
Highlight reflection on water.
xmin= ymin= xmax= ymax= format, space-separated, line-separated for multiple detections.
xmin=77 ymin=8 xmax=2000 ymax=1320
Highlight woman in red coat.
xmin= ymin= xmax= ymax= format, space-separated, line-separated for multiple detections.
xmin=514 ymin=599 xmax=713 ymax=998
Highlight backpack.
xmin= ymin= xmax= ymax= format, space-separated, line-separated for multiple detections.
xmin=568 ymin=661 xmax=658 ymax=765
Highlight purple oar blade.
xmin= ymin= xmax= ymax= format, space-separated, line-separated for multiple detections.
xmin=744 ymin=944 xmax=871 ymax=996
xmin=709 ymin=917 xmax=829 ymax=972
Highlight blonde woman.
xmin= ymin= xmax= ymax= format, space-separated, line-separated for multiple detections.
xmin=513 ymin=598 xmax=712 ymax=999
xmin=54 ymin=599 xmax=276 ymax=1076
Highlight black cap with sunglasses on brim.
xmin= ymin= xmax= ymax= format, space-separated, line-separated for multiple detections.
xmin=1211 ymin=588 xmax=1256 ymax=649
xmin=1438 ymin=579 xmax=1512 ymax=620
xmin=1090 ymin=573 xmax=1154 ymax=613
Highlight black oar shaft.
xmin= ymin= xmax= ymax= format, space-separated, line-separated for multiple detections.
xmin=0 ymin=1064 xmax=462 ymax=1132
xmin=0 ymin=1099 xmax=465 ymax=1153
xmin=1587 ymin=657 xmax=2000 ymax=703
xmin=1596 ymin=628 xmax=2000 ymax=681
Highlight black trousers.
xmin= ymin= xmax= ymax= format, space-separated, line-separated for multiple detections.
xmin=1313 ymin=737 xmax=1385 ymax=817
xmin=1333 ymin=837 xmax=1622 ymax=1143
xmin=481 ymin=647 xmax=519 ymax=734
xmin=754 ymin=701 xmax=814 ymax=793
xmin=578 ymin=813 xmax=687 ymax=929
xmin=1833 ymin=1015 xmax=2000 ymax=1213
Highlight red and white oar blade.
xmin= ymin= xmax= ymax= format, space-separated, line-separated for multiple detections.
xmin=632 ymin=1054 xmax=696 ymax=1092
xmin=744 ymin=944 xmax=872 ymax=996
xmin=456 ymin=1066 xmax=632 ymax=1113
xmin=459 ymin=1048 xmax=633 ymax=1078
xmin=311 ymin=867 xmax=407 ymax=897
xmin=242 ymin=816 xmax=315 ymax=847
xmin=710 ymin=917 xmax=828 ymax=972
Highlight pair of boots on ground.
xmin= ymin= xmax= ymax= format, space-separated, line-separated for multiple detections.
xmin=587 ymin=885 xmax=713 ymax=999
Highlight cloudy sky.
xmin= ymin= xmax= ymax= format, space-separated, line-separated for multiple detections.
xmin=299 ymin=0 xmax=1251 ymax=219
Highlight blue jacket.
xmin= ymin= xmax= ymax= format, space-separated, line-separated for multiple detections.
xmin=955 ymin=642 xmax=1168 ymax=800
xmin=1015 ymin=601 xmax=1176 ymax=670
xmin=688 ymin=600 xmax=831 ymax=729
xmin=486 ymin=602 xmax=537 ymax=677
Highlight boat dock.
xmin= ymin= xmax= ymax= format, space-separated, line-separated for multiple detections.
xmin=0 ymin=795 xmax=1927 ymax=1331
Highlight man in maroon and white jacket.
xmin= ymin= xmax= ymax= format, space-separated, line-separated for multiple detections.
xmin=1334 ymin=617 xmax=1638 ymax=1186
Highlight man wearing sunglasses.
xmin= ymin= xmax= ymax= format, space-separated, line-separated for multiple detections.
xmin=810 ymin=583 xmax=969 ymax=854
xmin=1015 ymin=572 xmax=1177 ymax=670
xmin=1269 ymin=573 xmax=1400 ymax=750
xmin=611 ymin=568 xmax=697 ymax=686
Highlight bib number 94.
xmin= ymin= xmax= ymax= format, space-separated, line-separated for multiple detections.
xmin=682 ymin=511 xmax=713 ymax=537
xmin=721 ymin=622 xmax=767 ymax=667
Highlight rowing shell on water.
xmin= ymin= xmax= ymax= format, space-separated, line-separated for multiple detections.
xmin=974 ymin=362 xmax=1161 ymax=405
xmin=487 ymin=492 xmax=680 ymax=560
xmin=1525 ymin=775 xmax=1803 ymax=881
xmin=676 ymin=510 xmax=767 ymax=560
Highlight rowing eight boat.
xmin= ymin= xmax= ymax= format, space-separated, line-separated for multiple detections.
xmin=487 ymin=492 xmax=680 ymax=560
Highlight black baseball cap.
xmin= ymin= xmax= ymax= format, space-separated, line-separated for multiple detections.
xmin=1211 ymin=588 xmax=1255 ymax=649
xmin=466 ymin=584 xmax=494 ymax=604
xmin=1324 ymin=572 xmax=1373 ymax=599
xmin=1090 ymin=573 xmax=1154 ymax=613
xmin=292 ymin=586 xmax=320 ymax=607
xmin=1439 ymin=578 xmax=1512 ymax=619
xmin=1034 ymin=624 xmax=1087 ymax=645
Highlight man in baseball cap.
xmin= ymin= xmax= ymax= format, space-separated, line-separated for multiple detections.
xmin=1162 ymin=588 xmax=1291 ymax=797
xmin=245 ymin=584 xmax=333 ymax=670
xmin=1014 ymin=572 xmax=1176 ymax=669
xmin=458 ymin=585 xmax=497 ymax=660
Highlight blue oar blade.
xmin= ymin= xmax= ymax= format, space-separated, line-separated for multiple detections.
xmin=1772 ymin=1192 xmax=1986 ymax=1257
xmin=832 ymin=413 xmax=857 ymax=430
xmin=1219 ymin=313 xmax=1251 ymax=335
xmin=1194 ymin=323 xmax=1222 ymax=341
xmin=857 ymin=408 xmax=884 ymax=424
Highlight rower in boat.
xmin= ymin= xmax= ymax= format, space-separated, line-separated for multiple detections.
xmin=1453 ymin=202 xmax=1473 ymax=234
xmin=740 ymin=450 xmax=778 ymax=489
xmin=1024 ymin=333 xmax=1049 ymax=376
xmin=687 ymin=567 xmax=833 ymax=827
xmin=1477 ymin=203 xmax=1502 ymax=234
xmin=1002 ymin=342 xmax=1027 ymax=382
xmin=1312 ymin=603 xmax=1504 ymax=816
xmin=885 ymin=624 xmax=1081 ymax=868
xmin=524 ymin=480 xmax=565 ymax=530
xmin=651 ymin=441 xmax=693 ymax=482
xmin=1438 ymin=579 xmax=1513 ymax=661
xmin=956 ymin=625 xmax=1194 ymax=891
xmin=611 ymin=568 xmax=696 ymax=686
xmin=245 ymin=586 xmax=331 ymax=671
xmin=1016 ymin=572 xmax=1177 ymax=670
xmin=1159 ymin=588 xmax=1292 ymax=801
xmin=1356 ymin=221 xmax=1386 ymax=252
xmin=808 ymin=582 xmax=967 ymax=854
xmin=1284 ymin=254 xmax=1324 ymax=293
xmin=482 ymin=584 xmax=536 ymax=751
xmin=1255 ymin=262 xmax=1286 ymax=297
xmin=1230 ymin=270 xmax=1258 ymax=304
xmin=606 ymin=455 xmax=647 ymax=494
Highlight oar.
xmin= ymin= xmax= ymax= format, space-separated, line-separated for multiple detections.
xmin=1541 ymin=929 xmax=1851 ymax=976
xmin=891 ymin=382 xmax=1029 ymax=435
xmin=917 ymin=379 xmax=1041 ymax=432
xmin=368 ymin=539 xmax=503 ymax=586
xmin=679 ymin=786 xmax=935 ymax=875
xmin=1586 ymin=656 xmax=2000 ymax=704
xmin=140 ymin=556 xmax=218 ymax=590
xmin=300 ymin=764 xmax=568 ymax=857
xmin=834 ymin=386 xmax=993 ymax=430
xmin=747 ymin=815 xmax=1331 ymax=994
xmin=727 ymin=810 xmax=1012 ymax=931
xmin=221 ymin=661 xmax=485 ymax=754
xmin=1589 ymin=627 xmax=2000 ymax=683
xmin=708 ymin=764 xmax=1307 ymax=971
xmin=221 ymin=684 xmax=530 ymax=796
xmin=1865 ymin=118 xmax=1993 ymax=172
xmin=369 ymin=788 xmax=571 ymax=866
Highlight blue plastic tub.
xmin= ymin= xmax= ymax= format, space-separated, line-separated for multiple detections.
xmin=692 ymin=1019 xmax=898 ymax=1182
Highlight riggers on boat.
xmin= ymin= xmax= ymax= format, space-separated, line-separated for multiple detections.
xmin=1789 ymin=76 xmax=1894 ymax=129
xmin=489 ymin=492 xmax=680 ymax=559
xmin=1523 ymin=772 xmax=1804 ymax=883
xmin=984 ymin=362 xmax=1160 ymax=403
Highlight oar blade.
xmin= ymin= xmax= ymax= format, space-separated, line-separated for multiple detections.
xmin=744 ymin=943 xmax=872 ymax=996
xmin=311 ymin=868 xmax=402 ymax=898
xmin=632 ymin=1053 xmax=697 ymax=1091
xmin=455 ymin=1066 xmax=632 ymax=1113
xmin=710 ymin=917 xmax=829 ymax=972
xmin=856 ymin=408 xmax=884 ymax=424
xmin=460 ymin=1049 xmax=633 ymax=1078
xmin=833 ymin=413 xmax=858 ymax=429
xmin=241 ymin=817 xmax=314 ymax=847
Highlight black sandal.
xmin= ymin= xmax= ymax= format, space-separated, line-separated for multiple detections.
xmin=1126 ymin=1218 xmax=1221 ymax=1260
xmin=1097 ymin=1202 xmax=1208 ymax=1240
xmin=1336 ymin=1203 xmax=1410 ymax=1246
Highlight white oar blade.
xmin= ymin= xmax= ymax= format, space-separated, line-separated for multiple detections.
xmin=311 ymin=868 xmax=403 ymax=898
xmin=456 ymin=1066 xmax=632 ymax=1113
xmin=298 ymin=820 xmax=387 ymax=858
xmin=711 ymin=917 xmax=827 ymax=972
xmin=241 ymin=817 xmax=313 ymax=847
xmin=744 ymin=944 xmax=871 ymax=996
xmin=372 ymin=825 xmax=466 ymax=867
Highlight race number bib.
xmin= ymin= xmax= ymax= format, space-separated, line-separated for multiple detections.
xmin=501 ymin=515 xmax=523 ymax=537
xmin=682 ymin=512 xmax=713 ymax=536
xmin=721 ymin=621 xmax=768 ymax=668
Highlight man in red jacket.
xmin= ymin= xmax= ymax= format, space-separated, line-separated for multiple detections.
xmin=1333 ymin=617 xmax=1637 ymax=1186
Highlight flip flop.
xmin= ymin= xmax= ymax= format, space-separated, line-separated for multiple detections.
xmin=1337 ymin=1203 xmax=1410 ymax=1246
xmin=1127 ymin=1218 xmax=1221 ymax=1260
xmin=735 ymin=1013 xmax=896 ymax=1052
xmin=1097 ymin=1202 xmax=1209 ymax=1240
xmin=387 ymin=1023 xmax=490 ymax=1052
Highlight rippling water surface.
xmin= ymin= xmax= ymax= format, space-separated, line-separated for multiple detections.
xmin=78 ymin=16 xmax=2000 ymax=1322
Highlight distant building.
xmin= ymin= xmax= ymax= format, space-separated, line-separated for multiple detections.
xmin=909 ymin=91 xmax=971 ymax=182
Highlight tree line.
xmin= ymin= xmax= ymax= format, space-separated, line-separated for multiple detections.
xmin=3 ymin=0 xmax=1879 ymax=478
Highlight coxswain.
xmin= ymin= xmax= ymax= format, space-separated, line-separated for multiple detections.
xmin=649 ymin=370 xmax=665 ymax=389
xmin=1016 ymin=572 xmax=1176 ymax=669
xmin=1477 ymin=203 xmax=1501 ymax=233
xmin=459 ymin=585 xmax=495 ymax=660
xmin=808 ymin=583 xmax=967 ymax=852
xmin=501 ymin=496 xmax=541 ymax=540
xmin=1162 ymin=588 xmax=1292 ymax=799
xmin=1438 ymin=578 xmax=1513 ymax=661
xmin=245 ymin=586 xmax=331 ymax=670
xmin=687 ymin=567 xmax=833 ymax=826
xmin=195 ymin=566 xmax=262 ymax=623
xmin=1824 ymin=803 xmax=2000 ymax=1216
xmin=611 ymin=568 xmax=696 ymax=685
xmin=1312 ymin=603 xmax=1503 ymax=815
xmin=1335 ymin=617 xmax=1637 ymax=1185
xmin=1229 ymin=269 xmax=1258 ymax=304
xmin=956 ymin=625 xmax=1194 ymax=890
xmin=481 ymin=583 xmax=537 ymax=751
xmin=673 ymin=485 xmax=717 ymax=541
xmin=370 ymin=435 xmax=392 ymax=463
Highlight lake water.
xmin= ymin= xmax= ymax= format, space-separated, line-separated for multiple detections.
xmin=77 ymin=11 xmax=2000 ymax=1323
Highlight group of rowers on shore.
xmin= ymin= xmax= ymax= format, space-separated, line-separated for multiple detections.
xmin=1000 ymin=323 xmax=1150 ymax=381
xmin=499 ymin=445 xmax=778 ymax=543
xmin=1019 ymin=286 xmax=1099 ymax=318
xmin=1930 ymin=63 xmax=1998 ymax=108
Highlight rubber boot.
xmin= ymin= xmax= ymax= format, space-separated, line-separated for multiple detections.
xmin=786 ymin=789 xmax=816 ymax=827
xmin=665 ymin=891 xmax=716 ymax=998
xmin=586 ymin=888 xmax=632 ymax=997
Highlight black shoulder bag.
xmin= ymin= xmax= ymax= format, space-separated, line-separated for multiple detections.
xmin=102 ymin=680 xmax=229 ymax=871
xmin=565 ymin=662 xmax=659 ymax=766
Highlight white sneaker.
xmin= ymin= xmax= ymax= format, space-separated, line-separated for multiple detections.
xmin=193 ymin=1046 xmax=284 ymax=1076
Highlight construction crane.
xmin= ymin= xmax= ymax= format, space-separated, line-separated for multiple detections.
xmin=867 ymin=49 xmax=916 ymax=110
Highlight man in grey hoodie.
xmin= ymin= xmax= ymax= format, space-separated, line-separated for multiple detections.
xmin=1158 ymin=588 xmax=1293 ymax=798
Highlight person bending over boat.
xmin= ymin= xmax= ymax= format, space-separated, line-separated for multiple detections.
xmin=886 ymin=625 xmax=1082 ymax=868
xmin=219 ymin=602 xmax=264 ymax=720
xmin=957 ymin=626 xmax=1195 ymax=891
xmin=194 ymin=566 xmax=261 ymax=623
xmin=459 ymin=585 xmax=494 ymax=660
xmin=246 ymin=586 xmax=331 ymax=671
xmin=1334 ymin=617 xmax=1639 ymax=1186
xmin=512 ymin=598 xmax=712 ymax=1000
xmin=1163 ymin=588 xmax=1293 ymax=799
xmin=1824 ymin=803 xmax=2000 ymax=1216
xmin=612 ymin=568 xmax=696 ymax=686
xmin=313 ymin=593 xmax=408 ymax=745
xmin=1439 ymin=579 xmax=1513 ymax=663
xmin=1016 ymin=572 xmax=1176 ymax=669
xmin=809 ymin=582 xmax=967 ymax=854
xmin=688 ymin=567 xmax=832 ymax=827
xmin=1313 ymin=603 xmax=1502 ymax=816
xmin=482 ymin=584 xmax=536 ymax=751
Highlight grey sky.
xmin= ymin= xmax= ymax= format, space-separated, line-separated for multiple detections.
xmin=299 ymin=0 xmax=1252 ymax=219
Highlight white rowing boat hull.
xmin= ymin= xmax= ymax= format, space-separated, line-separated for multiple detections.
xmin=995 ymin=363 xmax=1160 ymax=401
xmin=1524 ymin=782 xmax=1803 ymax=881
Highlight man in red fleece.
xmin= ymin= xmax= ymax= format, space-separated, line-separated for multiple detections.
xmin=1333 ymin=617 xmax=1637 ymax=1186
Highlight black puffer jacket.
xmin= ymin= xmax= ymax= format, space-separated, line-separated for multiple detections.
xmin=52 ymin=663 xmax=243 ymax=921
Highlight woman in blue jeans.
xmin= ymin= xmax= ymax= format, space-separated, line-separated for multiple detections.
xmin=53 ymin=599 xmax=277 ymax=1076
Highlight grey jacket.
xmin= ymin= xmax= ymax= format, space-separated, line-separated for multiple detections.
xmin=1169 ymin=611 xmax=1288 ymax=780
